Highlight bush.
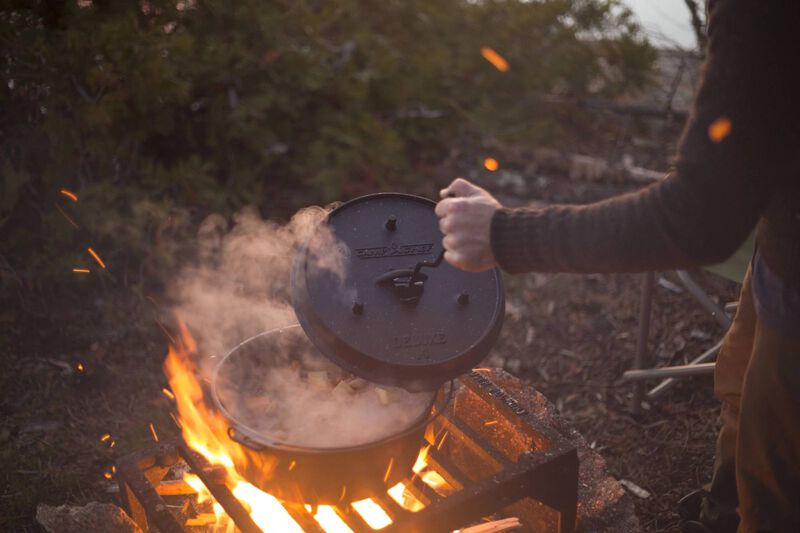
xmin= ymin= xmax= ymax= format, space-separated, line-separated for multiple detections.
xmin=0 ymin=0 xmax=654 ymax=298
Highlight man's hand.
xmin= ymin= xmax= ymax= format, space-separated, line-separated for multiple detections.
xmin=435 ymin=178 xmax=501 ymax=272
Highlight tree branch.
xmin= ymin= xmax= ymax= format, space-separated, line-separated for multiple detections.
xmin=683 ymin=0 xmax=707 ymax=51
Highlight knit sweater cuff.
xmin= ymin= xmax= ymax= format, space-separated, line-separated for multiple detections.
xmin=491 ymin=207 xmax=543 ymax=274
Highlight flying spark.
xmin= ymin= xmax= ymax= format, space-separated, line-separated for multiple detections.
xmin=484 ymin=158 xmax=499 ymax=172
xmin=708 ymin=117 xmax=732 ymax=143
xmin=383 ymin=457 xmax=395 ymax=483
xmin=60 ymin=189 xmax=78 ymax=202
xmin=162 ymin=388 xmax=175 ymax=400
xmin=72 ymin=268 xmax=90 ymax=274
xmin=87 ymin=248 xmax=106 ymax=269
xmin=480 ymin=47 xmax=509 ymax=72
xmin=100 ymin=433 xmax=111 ymax=442
xmin=149 ymin=422 xmax=159 ymax=442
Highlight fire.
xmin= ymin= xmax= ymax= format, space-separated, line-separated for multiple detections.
xmin=386 ymin=443 xmax=454 ymax=511
xmin=165 ymin=320 xmax=456 ymax=531
xmin=313 ymin=506 xmax=353 ymax=533
xmin=352 ymin=498 xmax=392 ymax=529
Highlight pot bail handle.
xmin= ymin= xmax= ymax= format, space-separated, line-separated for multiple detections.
xmin=227 ymin=426 xmax=267 ymax=451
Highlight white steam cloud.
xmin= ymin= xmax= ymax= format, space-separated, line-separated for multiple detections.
xmin=169 ymin=205 xmax=434 ymax=448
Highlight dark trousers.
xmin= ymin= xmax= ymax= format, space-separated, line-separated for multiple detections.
xmin=708 ymin=266 xmax=800 ymax=532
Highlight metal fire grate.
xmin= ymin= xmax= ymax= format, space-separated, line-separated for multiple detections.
xmin=116 ymin=371 xmax=578 ymax=532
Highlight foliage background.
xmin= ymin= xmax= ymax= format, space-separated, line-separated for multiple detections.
xmin=1 ymin=0 xmax=653 ymax=303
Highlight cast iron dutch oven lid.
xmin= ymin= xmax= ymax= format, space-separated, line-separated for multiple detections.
xmin=292 ymin=193 xmax=504 ymax=391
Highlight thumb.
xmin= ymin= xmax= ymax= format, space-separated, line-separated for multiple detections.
xmin=440 ymin=177 xmax=482 ymax=198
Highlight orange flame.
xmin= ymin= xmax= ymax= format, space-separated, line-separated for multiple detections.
xmin=480 ymin=47 xmax=509 ymax=72
xmin=352 ymin=498 xmax=392 ymax=529
xmin=164 ymin=320 xmax=453 ymax=530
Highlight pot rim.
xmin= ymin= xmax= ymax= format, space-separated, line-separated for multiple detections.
xmin=210 ymin=324 xmax=453 ymax=454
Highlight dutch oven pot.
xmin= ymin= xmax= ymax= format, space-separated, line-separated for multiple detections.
xmin=210 ymin=324 xmax=451 ymax=505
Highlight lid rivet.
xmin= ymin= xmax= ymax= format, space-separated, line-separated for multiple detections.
xmin=457 ymin=291 xmax=470 ymax=305
xmin=352 ymin=300 xmax=364 ymax=315
xmin=385 ymin=215 xmax=397 ymax=231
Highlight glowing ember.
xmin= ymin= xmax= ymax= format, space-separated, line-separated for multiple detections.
xmin=483 ymin=158 xmax=499 ymax=172
xmin=149 ymin=422 xmax=159 ymax=442
xmin=352 ymin=498 xmax=392 ymax=529
xmin=76 ymin=362 xmax=85 ymax=373
xmin=87 ymin=247 xmax=106 ymax=269
xmin=60 ymin=189 xmax=78 ymax=202
xmin=99 ymin=433 xmax=111 ymax=442
xmin=708 ymin=117 xmax=732 ymax=143
xmin=383 ymin=457 xmax=395 ymax=483
xmin=484 ymin=420 xmax=498 ymax=426
xmin=232 ymin=482 xmax=304 ymax=532
xmin=480 ymin=47 xmax=509 ymax=72
xmin=162 ymin=387 xmax=175 ymax=400
xmin=436 ymin=430 xmax=449 ymax=450
xmin=314 ymin=506 xmax=353 ymax=533
xmin=72 ymin=268 xmax=90 ymax=274
xmin=388 ymin=481 xmax=424 ymax=512
xmin=103 ymin=471 xmax=112 ymax=480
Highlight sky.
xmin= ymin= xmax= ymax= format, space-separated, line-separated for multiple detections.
xmin=623 ymin=0 xmax=699 ymax=49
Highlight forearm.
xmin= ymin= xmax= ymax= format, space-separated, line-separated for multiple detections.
xmin=490 ymin=0 xmax=797 ymax=275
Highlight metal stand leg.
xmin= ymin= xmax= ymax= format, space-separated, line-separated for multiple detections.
xmin=675 ymin=271 xmax=731 ymax=329
xmin=631 ymin=272 xmax=655 ymax=413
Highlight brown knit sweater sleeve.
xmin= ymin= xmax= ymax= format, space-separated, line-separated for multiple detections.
xmin=491 ymin=0 xmax=799 ymax=275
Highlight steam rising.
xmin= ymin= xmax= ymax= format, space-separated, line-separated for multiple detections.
xmin=170 ymin=206 xmax=433 ymax=448
xmin=172 ymin=206 xmax=342 ymax=358
xmin=214 ymin=325 xmax=433 ymax=448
